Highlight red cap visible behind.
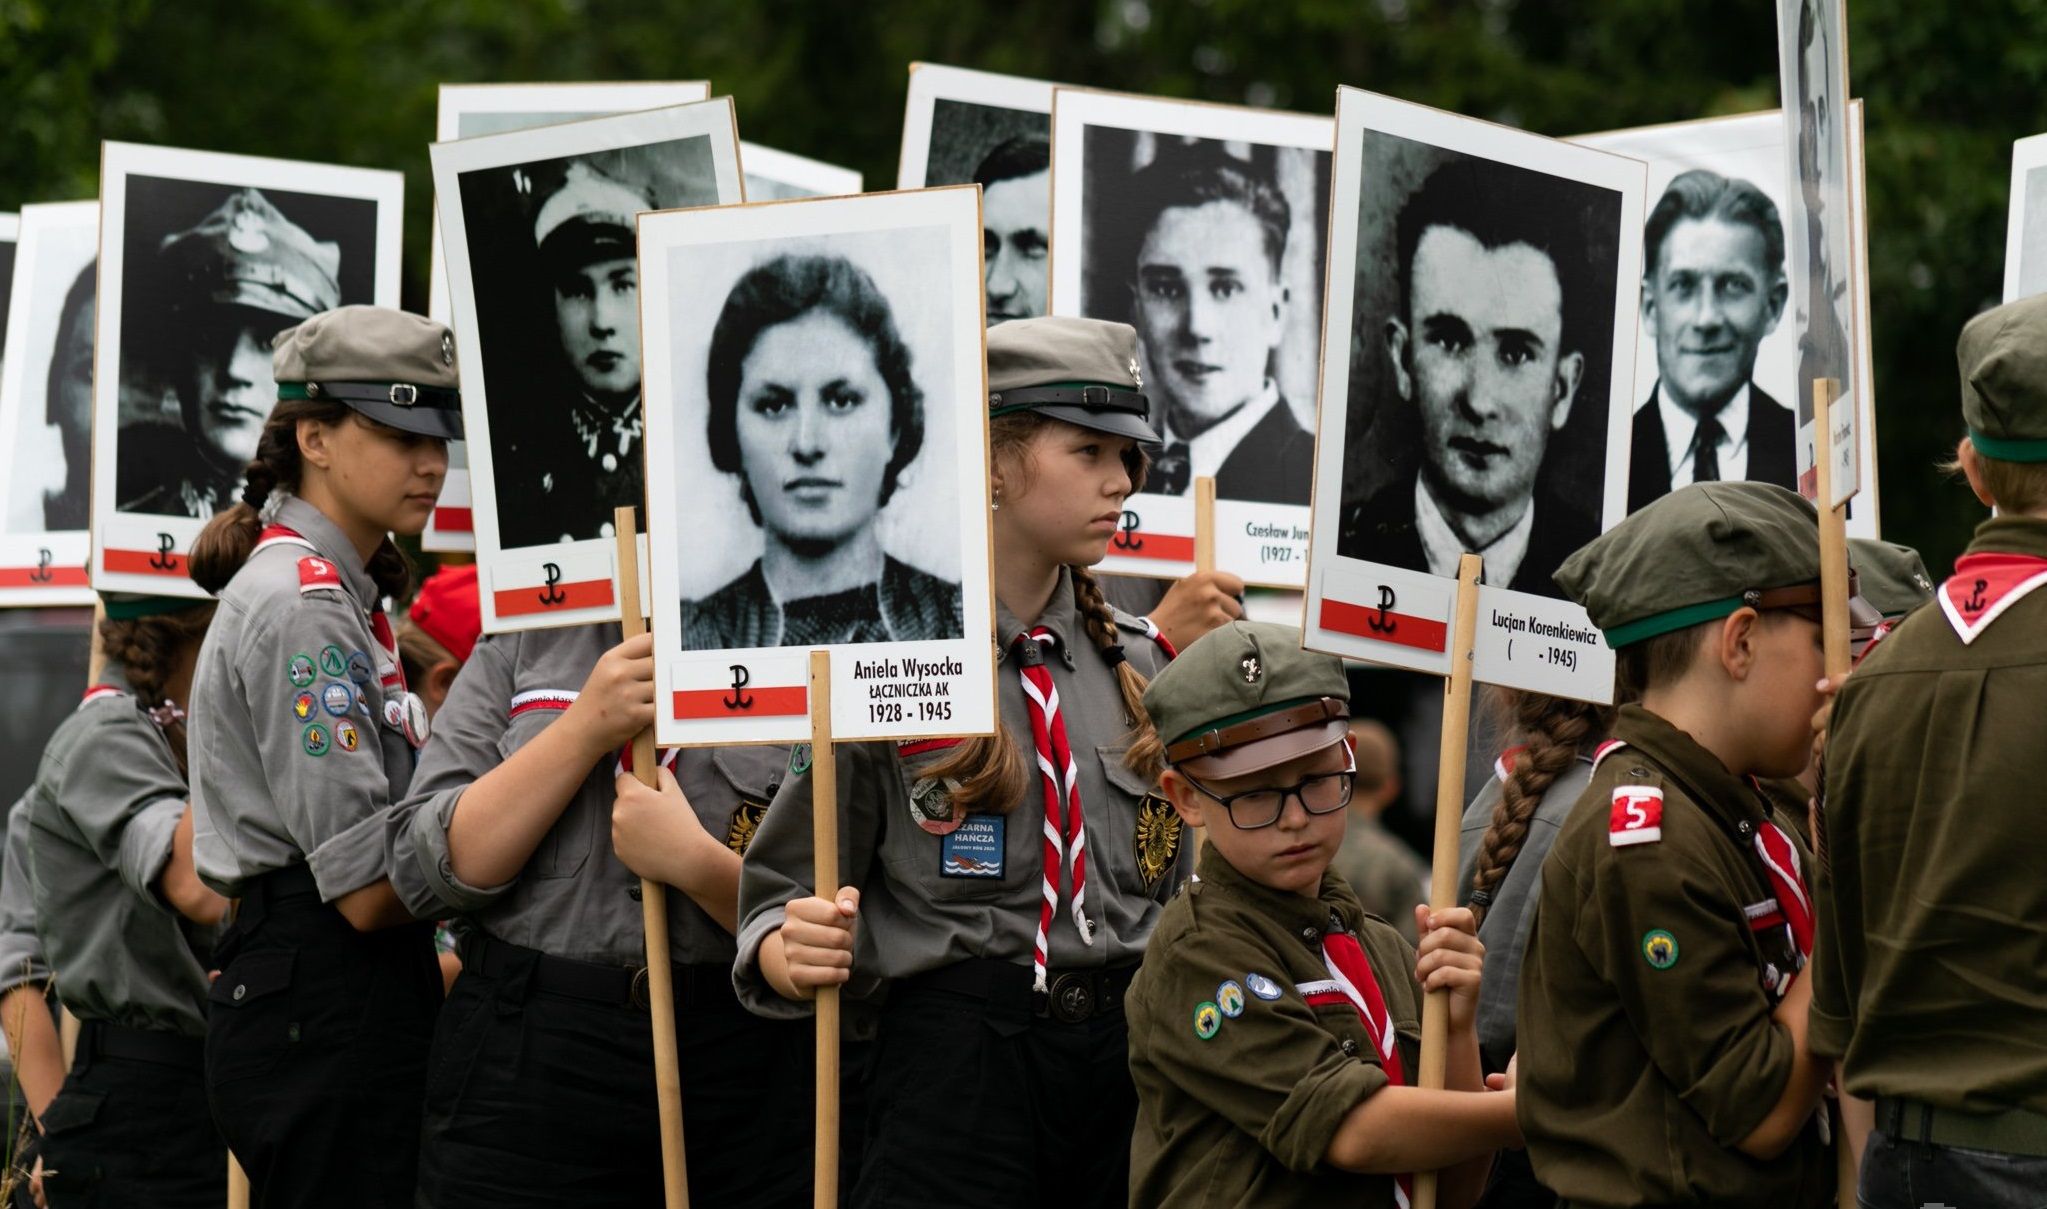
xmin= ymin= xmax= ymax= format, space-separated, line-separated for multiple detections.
xmin=410 ymin=564 xmax=481 ymax=663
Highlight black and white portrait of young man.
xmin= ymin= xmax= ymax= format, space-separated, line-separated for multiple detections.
xmin=1336 ymin=138 xmax=1621 ymax=600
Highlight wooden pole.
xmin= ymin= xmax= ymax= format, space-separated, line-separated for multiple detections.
xmin=1193 ymin=475 xmax=1217 ymax=575
xmin=614 ymin=507 xmax=690 ymax=1209
xmin=808 ymin=650 xmax=841 ymax=1209
xmin=1410 ymin=551 xmax=1484 ymax=1209
xmin=1810 ymin=383 xmax=1857 ymax=1204
xmin=227 ymin=1157 xmax=249 ymax=1209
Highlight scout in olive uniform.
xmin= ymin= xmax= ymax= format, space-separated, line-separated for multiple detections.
xmin=1518 ymin=482 xmax=1835 ymax=1208
xmin=0 ymin=794 xmax=61 ymax=1209
xmin=119 ymin=187 xmax=342 ymax=519
xmin=736 ymin=316 xmax=1182 ymax=1209
xmin=1815 ymin=293 xmax=2047 ymax=1204
xmin=1128 ymin=621 xmax=1515 ymax=1209
xmin=24 ymin=596 xmax=227 ymax=1207
xmin=185 ymin=305 xmax=462 ymax=1208
xmin=396 ymin=620 xmax=815 ymax=1208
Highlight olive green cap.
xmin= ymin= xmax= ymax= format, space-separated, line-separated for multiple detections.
xmin=1960 ymin=293 xmax=2047 ymax=462
xmin=1554 ymin=481 xmax=1821 ymax=648
xmin=159 ymin=187 xmax=341 ymax=321
xmin=272 ymin=305 xmax=463 ymax=440
xmin=986 ymin=315 xmax=1158 ymax=444
xmin=1141 ymin=621 xmax=1350 ymax=778
xmin=1847 ymin=537 xmax=1934 ymax=620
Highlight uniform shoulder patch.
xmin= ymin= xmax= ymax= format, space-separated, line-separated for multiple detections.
xmin=1192 ymin=1000 xmax=1221 ymax=1040
xmin=1134 ymin=793 xmax=1183 ymax=892
xmin=1609 ymin=784 xmax=1664 ymax=848
xmin=1642 ymin=929 xmax=1679 ymax=969
xmin=1245 ymin=972 xmax=1284 ymax=1001
xmin=725 ymin=801 xmax=769 ymax=855
xmin=297 ymin=555 xmax=344 ymax=595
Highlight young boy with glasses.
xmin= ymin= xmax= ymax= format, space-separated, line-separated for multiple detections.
xmin=1126 ymin=621 xmax=1519 ymax=1209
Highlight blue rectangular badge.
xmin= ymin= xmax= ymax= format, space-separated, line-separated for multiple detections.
xmin=939 ymin=815 xmax=1004 ymax=879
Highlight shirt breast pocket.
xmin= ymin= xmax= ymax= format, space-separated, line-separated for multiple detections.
xmin=1307 ymin=1000 xmax=1382 ymax=1069
xmin=501 ymin=708 xmax=593 ymax=880
xmin=1094 ymin=746 xmax=1181 ymax=899
xmin=879 ymin=747 xmax=1011 ymax=903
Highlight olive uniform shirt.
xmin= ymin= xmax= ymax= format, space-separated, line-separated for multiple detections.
xmin=189 ymin=494 xmax=418 ymax=901
xmin=1517 ymin=706 xmax=1831 ymax=1208
xmin=734 ymin=567 xmax=1179 ymax=1016
xmin=0 ymin=797 xmax=50 ymax=996
xmin=1127 ymin=844 xmax=1421 ymax=1209
xmin=1814 ymin=516 xmax=2047 ymax=1112
xmin=401 ymin=621 xmax=790 ymax=967
xmin=24 ymin=663 xmax=212 ymax=1036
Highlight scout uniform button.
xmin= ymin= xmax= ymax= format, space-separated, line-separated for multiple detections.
xmin=233 ymin=984 xmax=247 ymax=1001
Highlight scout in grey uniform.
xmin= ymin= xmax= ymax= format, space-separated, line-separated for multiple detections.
xmin=400 ymin=621 xmax=815 ymax=1208
xmin=735 ymin=316 xmax=1183 ymax=1209
xmin=25 ymin=595 xmax=226 ymax=1207
xmin=0 ymin=794 xmax=59 ymax=1209
xmin=185 ymin=306 xmax=462 ymax=1209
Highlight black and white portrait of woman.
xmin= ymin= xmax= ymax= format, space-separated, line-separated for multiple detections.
xmin=681 ymin=251 xmax=963 ymax=647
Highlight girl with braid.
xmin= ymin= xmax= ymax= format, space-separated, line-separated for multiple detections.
xmin=1454 ymin=688 xmax=1618 ymax=1208
xmin=185 ymin=307 xmax=462 ymax=1207
xmin=736 ymin=316 xmax=1183 ymax=1209
xmin=20 ymin=597 xmax=227 ymax=1207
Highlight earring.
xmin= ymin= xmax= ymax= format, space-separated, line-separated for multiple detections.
xmin=991 ymin=490 xmax=1001 ymax=512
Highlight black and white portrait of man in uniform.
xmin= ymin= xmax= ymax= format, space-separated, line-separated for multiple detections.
xmin=1337 ymin=147 xmax=1620 ymax=600
xmin=117 ymin=184 xmax=358 ymax=518
xmin=1628 ymin=169 xmax=1796 ymax=511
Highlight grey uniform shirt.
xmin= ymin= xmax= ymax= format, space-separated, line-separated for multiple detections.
xmin=1454 ymin=753 xmax=1593 ymax=1074
xmin=0 ymin=796 xmax=51 ymax=996
xmin=190 ymin=494 xmax=417 ymax=901
xmin=734 ymin=568 xmax=1183 ymax=1018
xmin=25 ymin=664 xmax=212 ymax=1036
xmin=402 ymin=621 xmax=789 ymax=967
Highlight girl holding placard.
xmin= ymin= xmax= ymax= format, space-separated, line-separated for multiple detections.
xmin=735 ymin=315 xmax=1184 ymax=1208
xmin=396 ymin=620 xmax=818 ymax=1207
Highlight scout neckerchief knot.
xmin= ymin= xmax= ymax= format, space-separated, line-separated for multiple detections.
xmin=1320 ymin=925 xmax=1412 ymax=1208
xmin=1012 ymin=627 xmax=1093 ymax=993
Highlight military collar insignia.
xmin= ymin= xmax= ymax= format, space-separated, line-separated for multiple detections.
xmin=1937 ymin=552 xmax=2047 ymax=645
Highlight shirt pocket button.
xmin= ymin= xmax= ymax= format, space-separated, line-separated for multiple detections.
xmin=1340 ymin=1039 xmax=1358 ymax=1056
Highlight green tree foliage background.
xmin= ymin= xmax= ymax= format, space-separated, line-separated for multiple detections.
xmin=0 ymin=0 xmax=2027 ymax=568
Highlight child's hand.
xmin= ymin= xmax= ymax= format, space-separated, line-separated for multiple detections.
xmin=777 ymin=887 xmax=861 ymax=998
xmin=611 ymin=766 xmax=717 ymax=888
xmin=1485 ymin=1052 xmax=1518 ymax=1092
xmin=1414 ymin=904 xmax=1485 ymax=1034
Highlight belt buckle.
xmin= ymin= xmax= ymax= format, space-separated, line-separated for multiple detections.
xmin=1047 ymin=971 xmax=1093 ymax=1023
xmin=629 ymin=966 xmax=651 ymax=1010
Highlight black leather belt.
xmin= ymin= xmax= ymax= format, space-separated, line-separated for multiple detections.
xmin=465 ymin=933 xmax=736 ymax=1012
xmin=77 ymin=1018 xmax=205 ymax=1070
xmin=905 ymin=957 xmax=1136 ymax=1023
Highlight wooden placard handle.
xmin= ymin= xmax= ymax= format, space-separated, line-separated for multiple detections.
xmin=613 ymin=506 xmax=690 ymax=1209
xmin=1193 ymin=475 xmax=1217 ymax=575
xmin=1411 ymin=551 xmax=1484 ymax=1209
xmin=808 ymin=649 xmax=841 ymax=1209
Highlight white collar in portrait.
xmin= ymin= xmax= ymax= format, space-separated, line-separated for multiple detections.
xmin=1158 ymin=379 xmax=1282 ymax=479
xmin=1415 ymin=475 xmax=1535 ymax=589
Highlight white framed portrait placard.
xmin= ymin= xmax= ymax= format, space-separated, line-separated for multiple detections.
xmin=742 ymin=143 xmax=862 ymax=201
xmin=639 ymin=186 xmax=996 ymax=746
xmin=423 ymin=80 xmax=713 ymax=552
xmin=1048 ymin=88 xmax=1333 ymax=589
xmin=431 ymin=97 xmax=744 ymax=634
xmin=1574 ymin=107 xmax=1881 ymax=539
xmin=0 ymin=202 xmax=98 ymax=605
xmin=1302 ymin=87 xmax=1647 ymax=704
xmin=90 ymin=142 xmax=403 ymax=599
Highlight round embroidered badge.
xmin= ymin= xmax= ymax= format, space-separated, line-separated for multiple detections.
xmin=287 ymin=653 xmax=316 ymax=688
xmin=1192 ymin=1001 xmax=1221 ymax=1040
xmin=1245 ymin=973 xmax=1284 ymax=1001
xmin=1217 ymin=981 xmax=1246 ymax=1018
xmin=1642 ymin=930 xmax=1679 ymax=970
xmin=302 ymin=723 xmax=331 ymax=758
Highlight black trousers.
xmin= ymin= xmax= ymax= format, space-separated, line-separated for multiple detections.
xmin=416 ymin=935 xmax=835 ymax=1208
xmin=853 ymin=961 xmax=1137 ymax=1209
xmin=40 ymin=1022 xmax=222 ymax=1209
xmin=205 ymin=866 xmax=440 ymax=1209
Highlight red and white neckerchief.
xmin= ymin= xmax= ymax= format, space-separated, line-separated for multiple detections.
xmin=1937 ymin=552 xmax=2047 ymax=645
xmin=1493 ymin=743 xmax=1528 ymax=782
xmin=1316 ymin=929 xmax=1412 ymax=1207
xmin=1013 ymin=627 xmax=1093 ymax=993
xmin=1589 ymin=738 xmax=1629 ymax=771
xmin=1137 ymin=616 xmax=1178 ymax=660
xmin=614 ymin=743 xmax=678 ymax=779
xmin=80 ymin=684 xmax=125 ymax=705
xmin=261 ymin=523 xmax=406 ymax=694
xmin=1750 ymin=819 xmax=1814 ymax=966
